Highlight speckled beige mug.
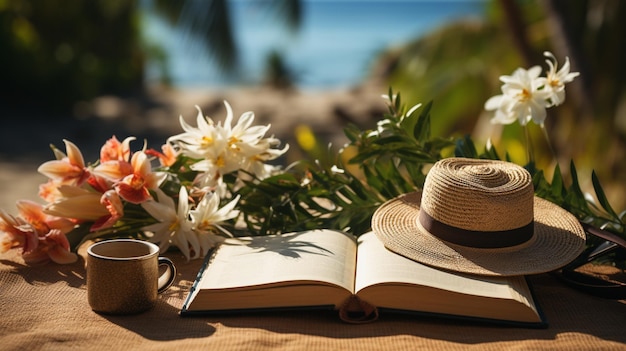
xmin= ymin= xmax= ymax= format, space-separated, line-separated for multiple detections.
xmin=87 ymin=239 xmax=176 ymax=315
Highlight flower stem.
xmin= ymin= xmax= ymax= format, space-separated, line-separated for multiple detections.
xmin=540 ymin=124 xmax=557 ymax=163
xmin=524 ymin=124 xmax=534 ymax=165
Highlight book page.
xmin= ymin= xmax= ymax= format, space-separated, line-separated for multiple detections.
xmin=197 ymin=229 xmax=358 ymax=293
xmin=354 ymin=231 xmax=522 ymax=299
xmin=354 ymin=232 xmax=540 ymax=323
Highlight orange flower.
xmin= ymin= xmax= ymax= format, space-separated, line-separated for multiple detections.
xmin=38 ymin=179 xmax=63 ymax=203
xmin=92 ymin=159 xmax=133 ymax=182
xmin=145 ymin=143 xmax=178 ymax=167
xmin=100 ymin=136 xmax=135 ymax=163
xmin=0 ymin=210 xmax=36 ymax=253
xmin=21 ymin=229 xmax=77 ymax=265
xmin=121 ymin=151 xmax=163 ymax=203
xmin=43 ymin=186 xmax=110 ymax=221
xmin=95 ymin=150 xmax=164 ymax=204
xmin=90 ymin=190 xmax=124 ymax=231
xmin=37 ymin=139 xmax=90 ymax=186
xmin=1 ymin=201 xmax=77 ymax=264
xmin=17 ymin=200 xmax=75 ymax=235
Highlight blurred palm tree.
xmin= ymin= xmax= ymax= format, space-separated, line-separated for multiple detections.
xmin=0 ymin=0 xmax=302 ymax=113
xmin=151 ymin=0 xmax=302 ymax=73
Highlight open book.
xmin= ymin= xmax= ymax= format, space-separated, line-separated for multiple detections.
xmin=181 ymin=229 xmax=546 ymax=327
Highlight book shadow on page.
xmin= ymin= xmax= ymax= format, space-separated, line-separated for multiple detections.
xmin=224 ymin=233 xmax=335 ymax=259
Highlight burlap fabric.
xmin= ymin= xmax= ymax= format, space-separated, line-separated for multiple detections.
xmin=1 ymin=248 xmax=625 ymax=350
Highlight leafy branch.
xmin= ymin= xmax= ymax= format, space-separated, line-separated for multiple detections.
xmin=237 ymin=88 xmax=625 ymax=267
xmin=235 ymin=89 xmax=453 ymax=237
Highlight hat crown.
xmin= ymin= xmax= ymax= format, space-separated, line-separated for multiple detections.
xmin=372 ymin=157 xmax=586 ymax=276
xmin=421 ymin=158 xmax=534 ymax=232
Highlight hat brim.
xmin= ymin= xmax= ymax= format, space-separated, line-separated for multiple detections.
xmin=372 ymin=191 xmax=586 ymax=276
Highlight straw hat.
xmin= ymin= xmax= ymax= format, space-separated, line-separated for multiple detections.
xmin=372 ymin=158 xmax=586 ymax=276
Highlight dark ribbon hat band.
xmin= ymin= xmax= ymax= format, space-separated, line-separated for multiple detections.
xmin=418 ymin=210 xmax=534 ymax=249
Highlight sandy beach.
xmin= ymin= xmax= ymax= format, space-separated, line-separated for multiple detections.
xmin=0 ymin=81 xmax=388 ymax=213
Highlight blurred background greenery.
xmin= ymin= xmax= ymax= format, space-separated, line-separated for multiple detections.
xmin=382 ymin=0 xmax=626 ymax=213
xmin=0 ymin=0 xmax=624 ymax=210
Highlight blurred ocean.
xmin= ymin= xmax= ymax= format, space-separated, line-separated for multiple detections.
xmin=142 ymin=0 xmax=485 ymax=89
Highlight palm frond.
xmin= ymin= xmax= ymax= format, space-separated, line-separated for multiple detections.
xmin=151 ymin=0 xmax=302 ymax=72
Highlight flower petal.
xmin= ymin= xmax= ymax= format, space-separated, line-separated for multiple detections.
xmin=37 ymin=160 xmax=83 ymax=181
xmin=45 ymin=230 xmax=78 ymax=264
xmin=93 ymin=160 xmax=133 ymax=181
xmin=115 ymin=180 xmax=152 ymax=204
xmin=63 ymin=139 xmax=85 ymax=169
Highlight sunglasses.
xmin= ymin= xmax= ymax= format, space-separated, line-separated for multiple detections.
xmin=555 ymin=223 xmax=626 ymax=299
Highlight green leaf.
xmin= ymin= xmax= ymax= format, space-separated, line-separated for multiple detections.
xmin=343 ymin=124 xmax=361 ymax=143
xmin=569 ymin=161 xmax=584 ymax=196
xmin=347 ymin=150 xmax=381 ymax=164
xmin=373 ymin=135 xmax=412 ymax=146
xmin=550 ymin=163 xmax=564 ymax=201
xmin=363 ymin=165 xmax=385 ymax=192
xmin=561 ymin=161 xmax=591 ymax=218
xmin=454 ymin=135 xmax=478 ymax=158
xmin=424 ymin=136 xmax=455 ymax=154
xmin=413 ymin=101 xmax=433 ymax=141
xmin=398 ymin=105 xmax=418 ymax=137
xmin=482 ymin=142 xmax=501 ymax=160
xmin=591 ymin=170 xmax=619 ymax=219
xmin=532 ymin=169 xmax=550 ymax=199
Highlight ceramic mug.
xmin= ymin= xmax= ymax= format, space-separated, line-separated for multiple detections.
xmin=87 ymin=239 xmax=176 ymax=315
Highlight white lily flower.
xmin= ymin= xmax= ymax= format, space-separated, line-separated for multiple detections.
xmin=485 ymin=66 xmax=552 ymax=126
xmin=168 ymin=102 xmax=288 ymax=186
xmin=541 ymin=51 xmax=579 ymax=107
xmin=223 ymin=103 xmax=273 ymax=158
xmin=221 ymin=102 xmax=288 ymax=179
xmin=174 ymin=106 xmax=228 ymax=157
xmin=141 ymin=187 xmax=199 ymax=260
xmin=189 ymin=192 xmax=240 ymax=239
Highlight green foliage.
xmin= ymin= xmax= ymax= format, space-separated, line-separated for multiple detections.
xmin=236 ymin=89 xmax=454 ymax=237
xmin=382 ymin=19 xmax=517 ymax=138
xmin=535 ymin=164 xmax=626 ymax=237
xmin=237 ymin=88 xmax=624 ymax=252
xmin=0 ymin=0 xmax=145 ymax=112
xmin=381 ymin=0 xmax=626 ymax=212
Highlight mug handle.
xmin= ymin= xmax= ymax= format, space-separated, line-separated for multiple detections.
xmin=157 ymin=257 xmax=177 ymax=293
